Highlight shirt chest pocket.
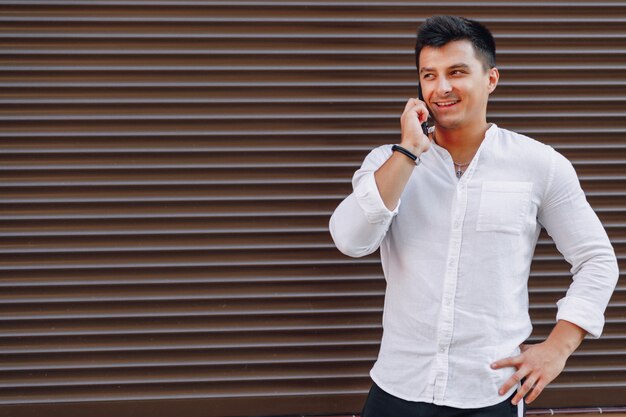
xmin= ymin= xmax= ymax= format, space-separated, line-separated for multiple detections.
xmin=476 ymin=181 xmax=533 ymax=235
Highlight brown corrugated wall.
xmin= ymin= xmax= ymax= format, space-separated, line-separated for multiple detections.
xmin=0 ymin=1 xmax=624 ymax=416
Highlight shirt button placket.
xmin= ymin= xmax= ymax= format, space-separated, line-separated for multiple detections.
xmin=434 ymin=183 xmax=468 ymax=402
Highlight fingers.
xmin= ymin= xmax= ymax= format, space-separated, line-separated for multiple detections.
xmin=491 ymin=354 xmax=522 ymax=370
xmin=511 ymin=374 xmax=537 ymax=405
xmin=403 ymin=98 xmax=429 ymax=123
xmin=416 ymin=105 xmax=429 ymax=124
xmin=494 ymin=343 xmax=562 ymax=406
xmin=498 ymin=367 xmax=527 ymax=396
xmin=500 ymin=367 xmax=546 ymax=406
xmin=524 ymin=379 xmax=546 ymax=404
xmin=403 ymin=97 xmax=421 ymax=111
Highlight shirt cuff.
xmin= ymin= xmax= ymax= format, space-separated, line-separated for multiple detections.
xmin=353 ymin=171 xmax=400 ymax=225
xmin=556 ymin=296 xmax=605 ymax=339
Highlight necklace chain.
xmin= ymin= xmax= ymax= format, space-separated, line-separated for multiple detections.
xmin=432 ymin=130 xmax=473 ymax=175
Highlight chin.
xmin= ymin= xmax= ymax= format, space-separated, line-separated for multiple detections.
xmin=434 ymin=118 xmax=464 ymax=130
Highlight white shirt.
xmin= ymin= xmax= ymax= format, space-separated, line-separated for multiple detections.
xmin=329 ymin=124 xmax=618 ymax=408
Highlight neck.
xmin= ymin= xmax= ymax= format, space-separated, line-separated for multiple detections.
xmin=432 ymin=121 xmax=491 ymax=163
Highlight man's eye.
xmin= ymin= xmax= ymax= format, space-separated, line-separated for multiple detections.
xmin=423 ymin=74 xmax=434 ymax=79
xmin=451 ymin=70 xmax=464 ymax=75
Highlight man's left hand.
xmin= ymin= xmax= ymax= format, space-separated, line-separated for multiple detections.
xmin=490 ymin=342 xmax=567 ymax=405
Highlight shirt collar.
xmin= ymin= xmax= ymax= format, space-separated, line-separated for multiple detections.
xmin=429 ymin=123 xmax=498 ymax=155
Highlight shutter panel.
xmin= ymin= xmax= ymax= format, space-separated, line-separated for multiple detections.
xmin=0 ymin=1 xmax=624 ymax=416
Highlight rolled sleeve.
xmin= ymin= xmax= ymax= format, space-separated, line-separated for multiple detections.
xmin=329 ymin=145 xmax=399 ymax=258
xmin=556 ymin=296 xmax=607 ymax=339
xmin=538 ymin=149 xmax=619 ymax=339
xmin=354 ymin=169 xmax=401 ymax=225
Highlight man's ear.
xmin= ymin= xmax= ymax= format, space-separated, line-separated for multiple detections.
xmin=488 ymin=67 xmax=499 ymax=94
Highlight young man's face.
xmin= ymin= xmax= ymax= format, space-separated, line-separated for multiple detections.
xmin=418 ymin=40 xmax=498 ymax=131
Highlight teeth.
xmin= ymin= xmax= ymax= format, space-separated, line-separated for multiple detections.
xmin=437 ymin=101 xmax=458 ymax=106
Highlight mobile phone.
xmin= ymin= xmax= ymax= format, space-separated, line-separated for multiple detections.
xmin=417 ymin=84 xmax=430 ymax=136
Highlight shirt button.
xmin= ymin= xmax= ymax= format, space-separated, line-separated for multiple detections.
xmin=439 ymin=346 xmax=446 ymax=353
xmin=445 ymin=298 xmax=452 ymax=306
xmin=454 ymin=220 xmax=461 ymax=228
xmin=448 ymin=259 xmax=455 ymax=267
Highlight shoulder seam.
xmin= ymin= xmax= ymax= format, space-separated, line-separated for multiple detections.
xmin=541 ymin=147 xmax=558 ymax=207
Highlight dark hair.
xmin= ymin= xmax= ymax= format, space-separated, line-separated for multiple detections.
xmin=415 ymin=15 xmax=496 ymax=71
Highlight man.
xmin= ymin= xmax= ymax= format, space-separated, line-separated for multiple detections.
xmin=329 ymin=15 xmax=618 ymax=417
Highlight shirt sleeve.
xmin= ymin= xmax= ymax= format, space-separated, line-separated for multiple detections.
xmin=537 ymin=149 xmax=619 ymax=338
xmin=329 ymin=145 xmax=401 ymax=258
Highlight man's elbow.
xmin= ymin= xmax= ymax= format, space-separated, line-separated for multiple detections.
xmin=595 ymin=250 xmax=620 ymax=287
xmin=607 ymin=254 xmax=620 ymax=288
xmin=328 ymin=217 xmax=377 ymax=258
xmin=333 ymin=240 xmax=377 ymax=258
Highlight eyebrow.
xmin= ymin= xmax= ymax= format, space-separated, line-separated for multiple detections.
xmin=420 ymin=63 xmax=471 ymax=74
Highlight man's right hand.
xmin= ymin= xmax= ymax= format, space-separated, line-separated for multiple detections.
xmin=373 ymin=98 xmax=432 ymax=211
xmin=400 ymin=98 xmax=431 ymax=156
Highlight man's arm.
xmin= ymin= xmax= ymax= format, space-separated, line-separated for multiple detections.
xmin=329 ymin=98 xmax=431 ymax=256
xmin=491 ymin=149 xmax=619 ymax=405
xmin=374 ymin=97 xmax=431 ymax=210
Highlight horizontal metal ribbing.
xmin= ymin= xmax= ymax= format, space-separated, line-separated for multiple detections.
xmin=0 ymin=339 xmax=623 ymax=357
xmin=1 ymin=367 xmax=623 ymax=390
xmin=0 ymin=229 xmax=371 ymax=238
xmin=0 ymin=339 xmax=384 ymax=355
xmin=0 ymin=166 xmax=356 ymax=172
xmin=0 ymin=306 xmax=386 ymax=320
xmin=0 ymin=212 xmax=331 ymax=220
xmin=0 ymin=318 xmax=624 ymax=339
xmin=1 ymin=190 xmax=625 ymax=202
xmin=0 ymin=388 xmax=367 ymax=406
xmin=1 ymin=111 xmax=626 ymax=121
xmin=1 ymin=127 xmax=626 ymax=138
xmin=0 ymin=1 xmax=624 ymax=7
xmin=1 ymin=17 xmax=626 ymax=23
xmin=2 ymin=162 xmax=626 ymax=172
xmin=2 ymin=144 xmax=626 ymax=155
xmin=0 ymin=287 xmax=387 ymax=302
xmin=4 ymin=47 xmax=623 ymax=53
xmin=2 ymin=80 xmax=626 ymax=88
xmin=1 ymin=238 xmax=625 ymax=253
xmin=1 ymin=287 xmax=617 ymax=305
xmin=1 ymin=178 xmax=624 ymax=187
xmin=1 ymin=33 xmax=626 ymax=40
xmin=0 ymin=379 xmax=623 ymax=403
xmin=1 ymin=97 xmax=626 ymax=104
xmin=0 ymin=179 xmax=350 ymax=187
xmin=0 ymin=258 xmax=383 ymax=271
xmin=0 ymin=205 xmax=621 ymax=219
xmin=0 ymin=223 xmax=621 ymax=237
xmin=0 ymin=350 xmax=622 ymax=373
xmin=2 ymin=65 xmax=626 ymax=71
xmin=0 ymin=271 xmax=602 ymax=288
xmin=0 ymin=324 xmax=385 ymax=338
xmin=0 ymin=256 xmax=622 ymax=272
xmin=526 ymin=407 xmax=626 ymax=415
xmin=0 ymin=353 xmax=379 ymax=372
xmin=0 ymin=303 xmax=622 ymax=322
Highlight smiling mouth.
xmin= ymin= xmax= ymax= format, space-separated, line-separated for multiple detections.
xmin=435 ymin=100 xmax=459 ymax=108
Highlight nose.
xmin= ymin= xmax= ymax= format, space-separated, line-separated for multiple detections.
xmin=436 ymin=77 xmax=452 ymax=96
